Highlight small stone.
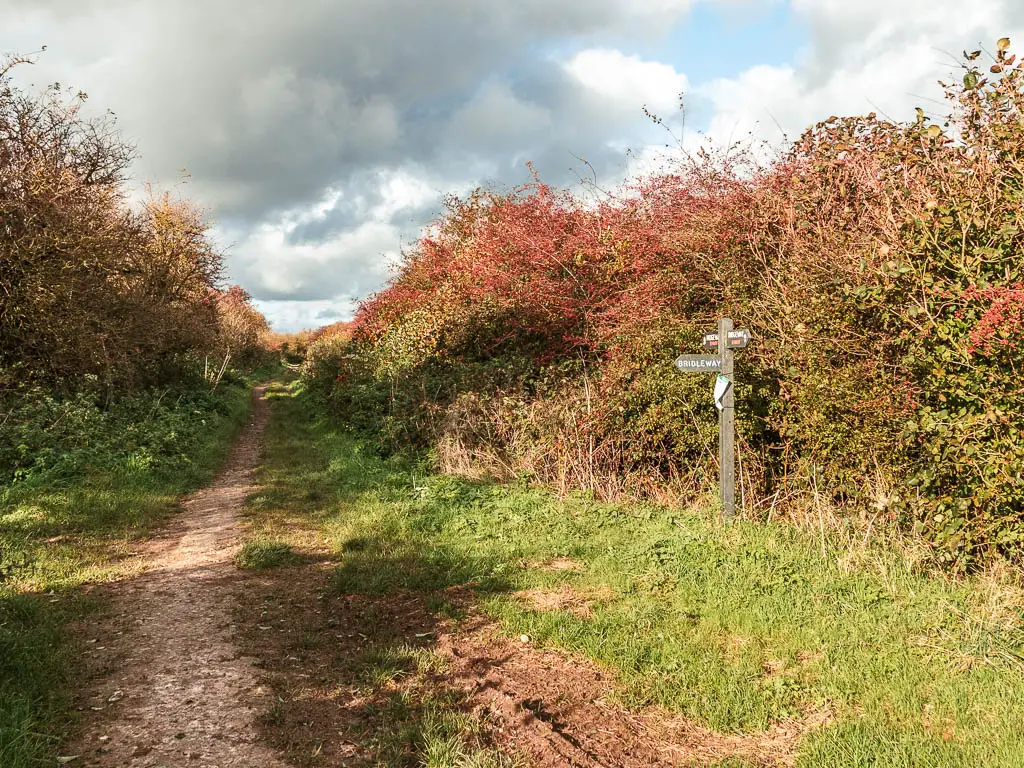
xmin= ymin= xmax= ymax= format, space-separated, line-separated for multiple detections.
xmin=520 ymin=634 xmax=531 ymax=643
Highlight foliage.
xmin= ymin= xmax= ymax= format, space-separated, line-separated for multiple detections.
xmin=209 ymin=284 xmax=275 ymax=373
xmin=744 ymin=40 xmax=1024 ymax=564
xmin=0 ymin=374 xmax=251 ymax=486
xmin=265 ymin=329 xmax=315 ymax=366
xmin=301 ymin=325 xmax=355 ymax=399
xmin=0 ymin=55 xmax=270 ymax=391
xmin=318 ymin=40 xmax=1024 ymax=567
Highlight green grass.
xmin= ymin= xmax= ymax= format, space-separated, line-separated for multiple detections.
xmin=249 ymin=380 xmax=1024 ymax=767
xmin=0 ymin=374 xmax=259 ymax=767
xmin=235 ymin=539 xmax=300 ymax=569
xmin=352 ymin=645 xmax=517 ymax=768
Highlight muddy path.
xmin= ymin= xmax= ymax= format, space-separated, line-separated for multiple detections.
xmin=234 ymin=570 xmax=822 ymax=768
xmin=66 ymin=386 xmax=289 ymax=767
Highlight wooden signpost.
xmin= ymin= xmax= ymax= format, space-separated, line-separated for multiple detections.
xmin=674 ymin=318 xmax=751 ymax=520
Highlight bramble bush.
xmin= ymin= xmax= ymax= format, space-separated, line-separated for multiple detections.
xmin=300 ymin=322 xmax=354 ymax=398
xmin=742 ymin=38 xmax=1024 ymax=564
xmin=315 ymin=40 xmax=1024 ymax=567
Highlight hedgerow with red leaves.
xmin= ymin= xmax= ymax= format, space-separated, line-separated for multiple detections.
xmin=319 ymin=39 xmax=1024 ymax=568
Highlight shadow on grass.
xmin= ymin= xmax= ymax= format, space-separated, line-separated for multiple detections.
xmin=235 ymin=551 xmax=515 ymax=768
xmin=0 ymin=587 xmax=101 ymax=768
xmin=236 ymin=388 xmax=522 ymax=763
xmin=329 ymin=542 xmax=516 ymax=597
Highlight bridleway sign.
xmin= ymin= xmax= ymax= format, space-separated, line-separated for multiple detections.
xmin=674 ymin=318 xmax=752 ymax=520
xmin=674 ymin=354 xmax=720 ymax=372
xmin=702 ymin=328 xmax=751 ymax=351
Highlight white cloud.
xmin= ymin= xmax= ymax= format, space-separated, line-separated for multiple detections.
xmin=251 ymin=299 xmax=358 ymax=332
xmin=222 ymin=218 xmax=402 ymax=301
xmin=564 ymin=49 xmax=688 ymax=117
xmin=374 ymin=170 xmax=437 ymax=218
xmin=696 ymin=1 xmax=1024 ymax=147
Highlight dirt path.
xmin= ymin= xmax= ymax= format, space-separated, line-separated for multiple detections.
xmin=67 ymin=387 xmax=289 ymax=767
xmin=64 ymin=385 xmax=823 ymax=767
xmin=235 ymin=572 xmax=824 ymax=768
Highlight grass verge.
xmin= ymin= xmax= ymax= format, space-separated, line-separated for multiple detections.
xmin=245 ymin=381 xmax=1024 ymax=767
xmin=0 ymin=374 xmax=259 ymax=767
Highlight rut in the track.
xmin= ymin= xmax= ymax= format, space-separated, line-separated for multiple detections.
xmin=67 ymin=386 xmax=289 ymax=768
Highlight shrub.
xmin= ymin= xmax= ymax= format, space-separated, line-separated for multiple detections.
xmin=0 ymin=55 xmax=272 ymax=392
xmin=301 ymin=328 xmax=354 ymax=400
xmin=314 ymin=39 xmax=1024 ymax=567
xmin=0 ymin=379 xmax=244 ymax=487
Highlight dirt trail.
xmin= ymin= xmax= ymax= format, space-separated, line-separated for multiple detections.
xmin=67 ymin=387 xmax=288 ymax=768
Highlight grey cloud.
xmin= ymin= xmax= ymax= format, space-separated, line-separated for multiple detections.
xmin=286 ymin=190 xmax=444 ymax=247
xmin=4 ymin=0 xmax=693 ymax=319
xmin=10 ymin=0 xmax=679 ymax=222
xmin=229 ymin=246 xmax=395 ymax=302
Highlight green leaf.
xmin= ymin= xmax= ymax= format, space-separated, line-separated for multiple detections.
xmin=964 ymin=71 xmax=979 ymax=89
xmin=997 ymin=37 xmax=1011 ymax=51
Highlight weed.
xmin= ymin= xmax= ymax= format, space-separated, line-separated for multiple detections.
xmin=235 ymin=540 xmax=300 ymax=570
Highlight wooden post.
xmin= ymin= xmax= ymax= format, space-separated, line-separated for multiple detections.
xmin=718 ymin=317 xmax=736 ymax=520
xmin=677 ymin=319 xmax=750 ymax=520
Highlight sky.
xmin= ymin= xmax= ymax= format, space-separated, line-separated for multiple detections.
xmin=4 ymin=0 xmax=1023 ymax=331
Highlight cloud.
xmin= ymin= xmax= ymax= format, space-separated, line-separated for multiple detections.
xmin=4 ymin=0 xmax=704 ymax=328
xmin=564 ymin=49 xmax=688 ymax=117
xmin=699 ymin=0 xmax=1024 ymax=145
xmin=224 ymin=217 xmax=403 ymax=302
xmin=252 ymin=299 xmax=358 ymax=333
xmin=450 ymin=82 xmax=553 ymax=148
xmin=284 ymin=169 xmax=442 ymax=246
xmin=5 ymin=0 xmax=696 ymax=220
xmin=7 ymin=0 xmax=1023 ymax=331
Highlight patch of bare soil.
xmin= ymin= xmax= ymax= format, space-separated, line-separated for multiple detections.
xmin=65 ymin=387 xmax=289 ymax=768
xmin=440 ymin=618 xmax=829 ymax=768
xmin=529 ymin=558 xmax=585 ymax=573
xmin=233 ymin=564 xmax=828 ymax=768
xmin=513 ymin=585 xmax=613 ymax=619
xmin=233 ymin=571 xmax=455 ymax=766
